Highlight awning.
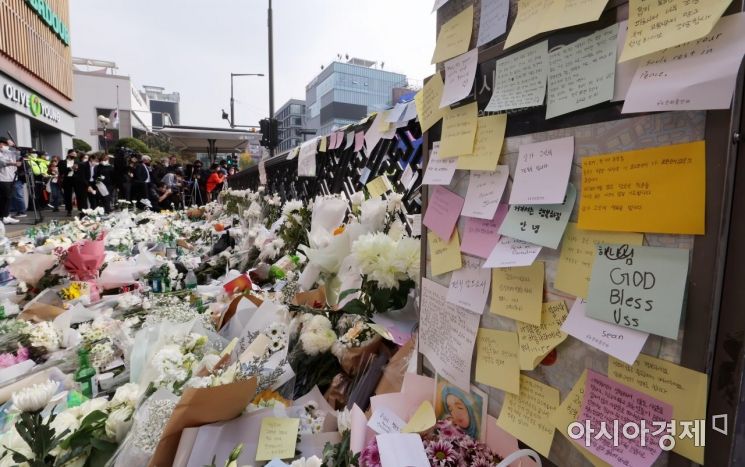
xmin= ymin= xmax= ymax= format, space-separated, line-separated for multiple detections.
xmin=157 ymin=125 xmax=257 ymax=154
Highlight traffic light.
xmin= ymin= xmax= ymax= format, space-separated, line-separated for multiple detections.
xmin=259 ymin=118 xmax=279 ymax=150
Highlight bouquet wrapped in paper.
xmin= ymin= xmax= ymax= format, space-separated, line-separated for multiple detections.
xmin=63 ymin=234 xmax=106 ymax=281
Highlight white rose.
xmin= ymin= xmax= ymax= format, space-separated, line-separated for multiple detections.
xmin=49 ymin=410 xmax=80 ymax=439
xmin=111 ymin=383 xmax=142 ymax=407
xmin=105 ymin=406 xmax=134 ymax=443
xmin=77 ymin=397 xmax=108 ymax=417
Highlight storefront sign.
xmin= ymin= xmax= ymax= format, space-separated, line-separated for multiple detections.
xmin=25 ymin=0 xmax=70 ymax=46
xmin=3 ymin=83 xmax=61 ymax=123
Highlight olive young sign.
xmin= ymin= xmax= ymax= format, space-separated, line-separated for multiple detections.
xmin=586 ymin=244 xmax=689 ymax=340
xmin=25 ymin=0 xmax=70 ymax=46
xmin=3 ymin=83 xmax=61 ymax=123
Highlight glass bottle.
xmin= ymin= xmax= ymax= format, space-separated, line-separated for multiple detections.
xmin=185 ymin=269 xmax=198 ymax=289
xmin=74 ymin=348 xmax=96 ymax=398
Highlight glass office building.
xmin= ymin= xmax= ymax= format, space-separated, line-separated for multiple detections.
xmin=274 ymin=98 xmax=306 ymax=153
xmin=305 ymin=58 xmax=407 ymax=136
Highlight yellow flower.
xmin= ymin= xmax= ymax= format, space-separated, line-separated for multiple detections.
xmin=252 ymin=389 xmax=290 ymax=407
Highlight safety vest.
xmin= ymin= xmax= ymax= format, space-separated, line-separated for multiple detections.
xmin=27 ymin=156 xmax=49 ymax=176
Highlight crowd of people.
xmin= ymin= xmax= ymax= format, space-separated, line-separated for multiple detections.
xmin=0 ymin=136 xmax=236 ymax=224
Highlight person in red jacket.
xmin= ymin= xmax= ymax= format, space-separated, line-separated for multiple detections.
xmin=205 ymin=165 xmax=226 ymax=202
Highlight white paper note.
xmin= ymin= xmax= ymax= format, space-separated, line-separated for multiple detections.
xmin=441 ymin=49 xmax=479 ymax=108
xmin=297 ymin=139 xmax=317 ymax=177
xmin=623 ymin=13 xmax=745 ymax=113
xmin=546 ymin=23 xmax=618 ymax=119
xmin=485 ymin=41 xmax=548 ymax=112
xmin=446 ymin=255 xmax=490 ymax=314
xmin=477 ymin=0 xmax=509 ymax=47
xmin=422 ymin=143 xmax=456 ymax=186
xmin=420 ymin=278 xmax=480 ymax=391
xmin=377 ymin=433 xmax=430 ymax=467
xmin=612 ymin=20 xmax=640 ymax=102
xmin=484 ymin=236 xmax=542 ymax=268
xmin=561 ymin=298 xmax=649 ymax=365
xmin=462 ymin=166 xmax=509 ymax=219
xmin=510 ymin=136 xmax=574 ymax=205
xmin=367 ymin=408 xmax=406 ymax=434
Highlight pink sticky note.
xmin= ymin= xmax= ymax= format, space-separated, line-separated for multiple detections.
xmin=328 ymin=132 xmax=338 ymax=150
xmin=461 ymin=204 xmax=509 ymax=258
xmin=354 ymin=131 xmax=365 ymax=152
xmin=423 ymin=186 xmax=464 ymax=241
xmin=577 ymin=370 xmax=673 ymax=467
xmin=370 ymin=391 xmax=429 ymax=424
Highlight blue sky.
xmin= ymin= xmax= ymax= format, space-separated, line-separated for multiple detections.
xmin=70 ymin=0 xmax=436 ymax=127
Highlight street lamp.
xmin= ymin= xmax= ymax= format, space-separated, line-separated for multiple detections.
xmin=97 ymin=115 xmax=111 ymax=152
xmin=228 ymin=73 xmax=264 ymax=128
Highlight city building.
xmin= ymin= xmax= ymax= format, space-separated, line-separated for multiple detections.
xmin=305 ymin=57 xmax=407 ymax=135
xmin=71 ymin=58 xmax=152 ymax=152
xmin=273 ymin=98 xmax=306 ymax=153
xmin=142 ymin=85 xmax=180 ymax=128
xmin=0 ymin=0 xmax=75 ymax=155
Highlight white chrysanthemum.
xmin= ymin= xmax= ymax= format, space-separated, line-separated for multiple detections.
xmin=394 ymin=236 xmax=421 ymax=283
xmin=77 ymin=397 xmax=108 ymax=418
xmin=12 ymin=379 xmax=58 ymax=413
xmin=360 ymin=199 xmax=387 ymax=231
xmin=246 ymin=201 xmax=262 ymax=218
xmin=105 ymin=406 xmax=134 ymax=443
xmin=349 ymin=191 xmax=365 ymax=207
xmin=351 ymin=232 xmax=396 ymax=276
xmin=336 ymin=407 xmax=352 ymax=434
xmin=386 ymin=192 xmax=404 ymax=213
xmin=0 ymin=426 xmax=32 ymax=466
xmin=282 ymin=200 xmax=304 ymax=217
xmin=49 ymin=410 xmax=80 ymax=446
xmin=304 ymin=315 xmax=332 ymax=333
xmin=300 ymin=329 xmax=336 ymax=356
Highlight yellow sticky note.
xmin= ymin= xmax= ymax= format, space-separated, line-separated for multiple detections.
xmin=490 ymin=262 xmax=544 ymax=325
xmin=619 ymin=0 xmax=731 ymax=62
xmin=475 ymin=328 xmax=520 ymax=395
xmin=255 ymin=417 xmax=300 ymax=461
xmin=439 ymin=102 xmax=478 ymax=159
xmin=517 ymin=301 xmax=569 ymax=370
xmin=402 ymin=401 xmax=436 ymax=433
xmin=497 ymin=374 xmax=559 ymax=457
xmin=366 ymin=176 xmax=391 ymax=198
xmin=505 ymin=0 xmax=609 ymax=49
xmin=429 ymin=230 xmax=462 ymax=276
xmin=457 ymin=114 xmax=507 ymax=171
xmin=548 ymin=370 xmax=610 ymax=467
xmin=415 ymin=73 xmax=446 ymax=133
xmin=608 ymin=354 xmax=708 ymax=464
xmin=319 ymin=135 xmax=327 ymax=153
xmin=431 ymin=5 xmax=474 ymax=64
xmin=555 ymin=223 xmax=644 ymax=298
xmin=578 ymin=141 xmax=706 ymax=234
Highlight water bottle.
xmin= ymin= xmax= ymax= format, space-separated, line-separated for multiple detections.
xmin=185 ymin=269 xmax=198 ymax=289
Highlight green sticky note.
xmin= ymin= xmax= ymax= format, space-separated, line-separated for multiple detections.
xmin=499 ymin=184 xmax=576 ymax=249
xmin=586 ymin=244 xmax=690 ymax=339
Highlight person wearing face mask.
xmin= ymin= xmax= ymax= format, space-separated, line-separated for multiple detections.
xmin=46 ymin=158 xmax=62 ymax=212
xmin=0 ymin=137 xmax=21 ymax=224
xmin=93 ymin=154 xmax=114 ymax=213
xmin=86 ymin=154 xmax=99 ymax=210
xmin=132 ymin=154 xmax=152 ymax=209
xmin=58 ymin=150 xmax=78 ymax=216
xmin=72 ymin=152 xmax=91 ymax=214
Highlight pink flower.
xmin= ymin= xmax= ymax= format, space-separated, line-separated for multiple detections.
xmin=16 ymin=346 xmax=29 ymax=361
xmin=0 ymin=353 xmax=16 ymax=368
xmin=360 ymin=438 xmax=381 ymax=467
xmin=426 ymin=440 xmax=457 ymax=466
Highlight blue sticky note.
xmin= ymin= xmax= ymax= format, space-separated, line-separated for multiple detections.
xmin=498 ymin=184 xmax=576 ymax=249
xmin=586 ymin=244 xmax=690 ymax=340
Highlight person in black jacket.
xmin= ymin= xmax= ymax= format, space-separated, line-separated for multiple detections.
xmin=72 ymin=153 xmax=91 ymax=214
xmin=58 ymin=149 xmax=78 ymax=216
xmin=93 ymin=154 xmax=115 ymax=213
xmin=132 ymin=154 xmax=152 ymax=209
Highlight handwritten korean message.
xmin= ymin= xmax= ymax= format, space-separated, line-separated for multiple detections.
xmin=462 ymin=167 xmax=509 ymax=219
xmin=518 ymin=301 xmax=569 ymax=370
xmin=578 ymin=141 xmax=705 ymax=234
xmin=420 ymin=278 xmax=480 ymax=391
xmin=414 ymin=73 xmax=446 ymax=132
xmin=255 ymin=417 xmax=301 ymax=461
xmin=461 ymin=204 xmax=509 ymax=259
xmin=457 ymin=114 xmax=507 ymax=171
xmin=441 ymin=49 xmax=479 ymax=108
xmin=439 ymin=102 xmax=478 ymax=158
xmin=475 ymin=328 xmax=520 ymax=395
xmin=485 ymin=41 xmax=548 ymax=112
xmin=432 ymin=5 xmax=474 ymax=64
xmin=510 ymin=136 xmax=574 ymax=205
xmin=490 ymin=261 xmax=544 ymax=325
xmin=446 ymin=255 xmax=490 ymax=314
xmin=500 ymin=184 xmax=576 ymax=250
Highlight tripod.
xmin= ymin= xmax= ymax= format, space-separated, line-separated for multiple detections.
xmin=21 ymin=158 xmax=43 ymax=225
xmin=190 ymin=178 xmax=204 ymax=206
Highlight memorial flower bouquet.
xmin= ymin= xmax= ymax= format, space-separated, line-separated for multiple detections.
xmin=359 ymin=419 xmax=503 ymax=467
xmin=341 ymin=232 xmax=419 ymax=318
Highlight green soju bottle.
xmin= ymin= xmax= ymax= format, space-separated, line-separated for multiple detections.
xmin=74 ymin=348 xmax=96 ymax=398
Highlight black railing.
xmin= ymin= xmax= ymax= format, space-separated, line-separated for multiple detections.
xmin=229 ymin=116 xmax=424 ymax=215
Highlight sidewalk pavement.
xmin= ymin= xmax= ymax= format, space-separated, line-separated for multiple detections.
xmin=4 ymin=209 xmax=73 ymax=238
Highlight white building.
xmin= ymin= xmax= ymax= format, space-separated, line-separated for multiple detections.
xmin=71 ymin=58 xmax=152 ymax=151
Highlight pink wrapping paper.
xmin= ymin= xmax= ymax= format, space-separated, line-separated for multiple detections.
xmin=63 ymin=234 xmax=106 ymax=281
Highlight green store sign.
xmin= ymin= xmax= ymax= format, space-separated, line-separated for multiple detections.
xmin=25 ymin=0 xmax=70 ymax=46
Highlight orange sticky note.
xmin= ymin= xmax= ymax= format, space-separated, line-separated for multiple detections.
xmin=578 ymin=141 xmax=705 ymax=234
